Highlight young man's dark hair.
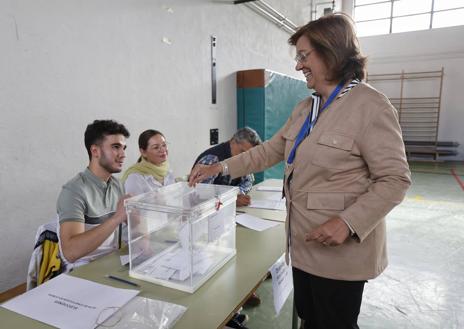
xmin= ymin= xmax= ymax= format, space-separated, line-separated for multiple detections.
xmin=84 ymin=120 xmax=130 ymax=160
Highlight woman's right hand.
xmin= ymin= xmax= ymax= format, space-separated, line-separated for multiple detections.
xmin=188 ymin=163 xmax=222 ymax=187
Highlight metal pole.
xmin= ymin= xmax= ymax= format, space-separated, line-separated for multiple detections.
xmin=234 ymin=0 xmax=258 ymax=4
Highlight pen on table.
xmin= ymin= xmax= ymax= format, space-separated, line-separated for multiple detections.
xmin=106 ymin=274 xmax=140 ymax=287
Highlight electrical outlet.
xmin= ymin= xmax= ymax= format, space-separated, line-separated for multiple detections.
xmin=210 ymin=129 xmax=218 ymax=145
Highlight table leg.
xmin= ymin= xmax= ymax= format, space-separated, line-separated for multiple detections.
xmin=292 ymin=300 xmax=299 ymax=329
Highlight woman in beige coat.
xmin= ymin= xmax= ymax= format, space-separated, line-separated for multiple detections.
xmin=189 ymin=13 xmax=411 ymax=329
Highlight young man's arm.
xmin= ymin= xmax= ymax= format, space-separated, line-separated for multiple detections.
xmin=58 ymin=189 xmax=130 ymax=263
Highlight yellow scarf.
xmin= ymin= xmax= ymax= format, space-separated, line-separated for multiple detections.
xmin=121 ymin=158 xmax=169 ymax=184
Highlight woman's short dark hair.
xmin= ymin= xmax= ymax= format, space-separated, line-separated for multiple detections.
xmin=288 ymin=13 xmax=366 ymax=83
xmin=137 ymin=129 xmax=164 ymax=162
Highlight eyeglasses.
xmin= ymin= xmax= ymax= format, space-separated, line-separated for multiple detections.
xmin=294 ymin=49 xmax=315 ymax=63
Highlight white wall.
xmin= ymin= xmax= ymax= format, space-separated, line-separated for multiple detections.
xmin=0 ymin=0 xmax=308 ymax=292
xmin=341 ymin=0 xmax=464 ymax=158
xmin=359 ymin=26 xmax=464 ymax=160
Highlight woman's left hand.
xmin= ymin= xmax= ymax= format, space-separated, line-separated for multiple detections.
xmin=305 ymin=217 xmax=350 ymax=246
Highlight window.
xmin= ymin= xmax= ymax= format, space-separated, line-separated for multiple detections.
xmin=354 ymin=0 xmax=464 ymax=37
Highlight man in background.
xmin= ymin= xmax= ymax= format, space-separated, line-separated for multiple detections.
xmin=193 ymin=127 xmax=262 ymax=207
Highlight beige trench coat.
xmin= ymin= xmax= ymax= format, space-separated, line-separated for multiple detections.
xmin=226 ymin=82 xmax=411 ymax=281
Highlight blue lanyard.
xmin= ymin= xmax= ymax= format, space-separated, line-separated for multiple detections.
xmin=287 ymin=81 xmax=345 ymax=165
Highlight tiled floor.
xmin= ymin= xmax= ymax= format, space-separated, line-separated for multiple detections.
xmin=240 ymin=161 xmax=464 ymax=329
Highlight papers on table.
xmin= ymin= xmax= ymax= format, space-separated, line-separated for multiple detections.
xmin=236 ymin=213 xmax=280 ymax=231
xmin=120 ymin=245 xmax=146 ymax=266
xmin=269 ymin=254 xmax=293 ymax=315
xmin=208 ymin=212 xmax=225 ymax=242
xmin=178 ymin=213 xmax=226 ymax=248
xmin=248 ymin=199 xmax=286 ymax=211
xmin=247 ymin=188 xmax=286 ymax=211
xmin=256 ymin=186 xmax=282 ymax=192
xmin=259 ymin=192 xmax=283 ymax=201
xmin=120 ymin=254 xmax=130 ymax=266
xmin=138 ymin=246 xmax=214 ymax=281
xmin=100 ymin=296 xmax=187 ymax=329
xmin=1 ymin=274 xmax=139 ymax=329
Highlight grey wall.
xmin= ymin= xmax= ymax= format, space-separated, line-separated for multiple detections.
xmin=0 ymin=0 xmax=307 ymax=292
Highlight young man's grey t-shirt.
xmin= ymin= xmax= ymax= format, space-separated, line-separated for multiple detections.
xmin=56 ymin=168 xmax=124 ymax=268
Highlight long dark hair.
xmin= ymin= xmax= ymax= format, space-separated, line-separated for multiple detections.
xmin=137 ymin=129 xmax=164 ymax=163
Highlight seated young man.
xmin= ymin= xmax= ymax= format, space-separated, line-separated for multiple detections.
xmin=57 ymin=119 xmax=130 ymax=270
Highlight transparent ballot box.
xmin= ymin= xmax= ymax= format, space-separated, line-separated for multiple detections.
xmin=125 ymin=182 xmax=238 ymax=293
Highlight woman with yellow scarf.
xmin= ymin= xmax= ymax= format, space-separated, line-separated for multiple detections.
xmin=121 ymin=129 xmax=175 ymax=195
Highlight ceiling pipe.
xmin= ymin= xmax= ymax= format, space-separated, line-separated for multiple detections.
xmin=233 ymin=0 xmax=258 ymax=4
xmin=235 ymin=0 xmax=298 ymax=35
xmin=255 ymin=1 xmax=298 ymax=30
